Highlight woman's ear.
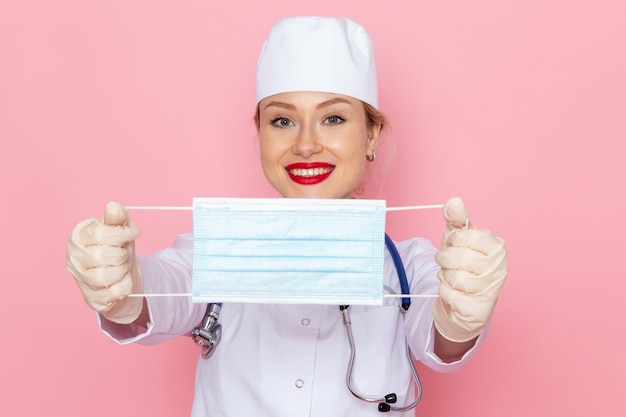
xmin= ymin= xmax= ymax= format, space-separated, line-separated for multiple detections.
xmin=367 ymin=123 xmax=382 ymax=153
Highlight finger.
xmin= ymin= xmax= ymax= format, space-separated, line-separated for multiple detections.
xmin=436 ymin=286 xmax=495 ymax=328
xmin=443 ymin=197 xmax=471 ymax=232
xmin=103 ymin=201 xmax=132 ymax=227
xmin=436 ymin=245 xmax=507 ymax=278
xmin=68 ymin=245 xmax=131 ymax=269
xmin=442 ymin=228 xmax=505 ymax=255
xmin=71 ymin=219 xmax=140 ymax=247
xmin=77 ymin=274 xmax=135 ymax=312
xmin=436 ymin=267 xmax=506 ymax=295
xmin=67 ymin=259 xmax=129 ymax=290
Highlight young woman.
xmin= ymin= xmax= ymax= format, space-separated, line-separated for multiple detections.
xmin=66 ymin=16 xmax=507 ymax=416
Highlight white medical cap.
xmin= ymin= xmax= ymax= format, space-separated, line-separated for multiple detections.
xmin=256 ymin=16 xmax=379 ymax=109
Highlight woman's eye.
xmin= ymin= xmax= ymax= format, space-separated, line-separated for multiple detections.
xmin=271 ymin=117 xmax=293 ymax=127
xmin=324 ymin=115 xmax=345 ymax=125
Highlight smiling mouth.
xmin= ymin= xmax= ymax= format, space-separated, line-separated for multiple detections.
xmin=287 ymin=167 xmax=334 ymax=177
xmin=285 ymin=163 xmax=335 ymax=185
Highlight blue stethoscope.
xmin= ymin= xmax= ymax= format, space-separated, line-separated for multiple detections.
xmin=191 ymin=233 xmax=422 ymax=413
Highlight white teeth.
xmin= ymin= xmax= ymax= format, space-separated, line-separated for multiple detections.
xmin=289 ymin=167 xmax=333 ymax=177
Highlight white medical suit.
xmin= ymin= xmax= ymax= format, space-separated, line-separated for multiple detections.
xmin=99 ymin=233 xmax=485 ymax=417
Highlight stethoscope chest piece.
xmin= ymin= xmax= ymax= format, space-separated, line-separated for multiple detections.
xmin=192 ymin=303 xmax=222 ymax=359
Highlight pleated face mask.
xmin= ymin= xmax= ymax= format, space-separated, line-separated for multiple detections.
xmin=192 ymin=198 xmax=386 ymax=305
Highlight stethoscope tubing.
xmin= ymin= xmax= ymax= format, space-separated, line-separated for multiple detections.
xmin=340 ymin=306 xmax=423 ymax=412
xmin=384 ymin=234 xmax=411 ymax=310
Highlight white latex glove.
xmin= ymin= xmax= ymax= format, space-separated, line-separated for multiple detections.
xmin=66 ymin=201 xmax=144 ymax=324
xmin=432 ymin=197 xmax=508 ymax=343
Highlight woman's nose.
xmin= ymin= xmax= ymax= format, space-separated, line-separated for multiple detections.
xmin=292 ymin=127 xmax=323 ymax=158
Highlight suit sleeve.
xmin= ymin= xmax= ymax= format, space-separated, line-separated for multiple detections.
xmin=399 ymin=238 xmax=489 ymax=373
xmin=98 ymin=233 xmax=207 ymax=345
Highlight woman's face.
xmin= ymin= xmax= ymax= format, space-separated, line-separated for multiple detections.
xmin=258 ymin=91 xmax=379 ymax=199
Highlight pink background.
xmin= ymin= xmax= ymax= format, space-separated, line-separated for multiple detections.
xmin=1 ymin=1 xmax=625 ymax=416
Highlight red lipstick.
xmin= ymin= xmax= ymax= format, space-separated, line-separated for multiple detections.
xmin=285 ymin=162 xmax=335 ymax=185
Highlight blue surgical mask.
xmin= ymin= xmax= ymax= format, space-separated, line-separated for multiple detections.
xmin=192 ymin=198 xmax=386 ymax=305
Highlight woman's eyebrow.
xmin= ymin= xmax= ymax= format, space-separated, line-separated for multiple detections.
xmin=316 ymin=97 xmax=352 ymax=109
xmin=262 ymin=101 xmax=296 ymax=111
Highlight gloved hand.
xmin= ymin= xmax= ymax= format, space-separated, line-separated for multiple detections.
xmin=66 ymin=201 xmax=144 ymax=324
xmin=432 ymin=197 xmax=508 ymax=343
